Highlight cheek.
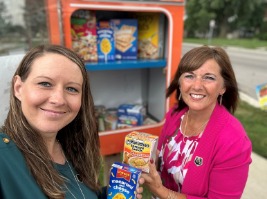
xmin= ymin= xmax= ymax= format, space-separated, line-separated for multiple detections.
xmin=69 ymin=97 xmax=82 ymax=113
xmin=21 ymin=87 xmax=45 ymax=107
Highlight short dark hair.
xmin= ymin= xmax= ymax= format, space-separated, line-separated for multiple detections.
xmin=166 ymin=45 xmax=238 ymax=113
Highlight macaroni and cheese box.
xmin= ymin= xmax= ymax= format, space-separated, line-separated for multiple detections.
xmin=111 ymin=19 xmax=138 ymax=60
xmin=97 ymin=21 xmax=115 ymax=62
xmin=131 ymin=12 xmax=164 ymax=59
xmin=123 ymin=131 xmax=158 ymax=173
xmin=107 ymin=162 xmax=142 ymax=199
xmin=71 ymin=10 xmax=98 ymax=62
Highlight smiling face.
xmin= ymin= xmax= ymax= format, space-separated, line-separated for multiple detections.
xmin=13 ymin=53 xmax=83 ymax=139
xmin=179 ymin=59 xmax=226 ymax=113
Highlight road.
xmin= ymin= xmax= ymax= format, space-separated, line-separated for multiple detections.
xmin=182 ymin=43 xmax=267 ymax=101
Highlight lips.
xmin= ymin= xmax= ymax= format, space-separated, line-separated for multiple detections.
xmin=40 ymin=108 xmax=67 ymax=117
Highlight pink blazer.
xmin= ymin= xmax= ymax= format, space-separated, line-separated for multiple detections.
xmin=158 ymin=103 xmax=252 ymax=199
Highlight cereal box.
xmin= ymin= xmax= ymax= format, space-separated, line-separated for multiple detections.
xmin=107 ymin=162 xmax=142 ymax=199
xmin=131 ymin=12 xmax=164 ymax=59
xmin=123 ymin=131 xmax=158 ymax=173
xmin=71 ymin=10 xmax=98 ymax=62
xmin=97 ymin=21 xmax=115 ymax=62
xmin=111 ymin=19 xmax=138 ymax=60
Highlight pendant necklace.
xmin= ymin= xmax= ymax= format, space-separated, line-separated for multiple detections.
xmin=65 ymin=159 xmax=86 ymax=199
xmin=182 ymin=110 xmax=209 ymax=143
xmin=58 ymin=142 xmax=85 ymax=199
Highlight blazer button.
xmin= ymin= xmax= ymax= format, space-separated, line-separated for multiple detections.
xmin=3 ymin=138 xmax=10 ymax=143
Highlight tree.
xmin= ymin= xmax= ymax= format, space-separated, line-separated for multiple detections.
xmin=23 ymin=0 xmax=47 ymax=48
xmin=185 ymin=0 xmax=265 ymax=38
xmin=0 ymin=2 xmax=11 ymax=36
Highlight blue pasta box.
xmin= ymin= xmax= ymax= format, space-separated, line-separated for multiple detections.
xmin=107 ymin=162 xmax=142 ymax=199
xmin=97 ymin=21 xmax=115 ymax=62
xmin=111 ymin=19 xmax=138 ymax=60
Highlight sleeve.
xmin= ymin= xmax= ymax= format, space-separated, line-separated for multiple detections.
xmin=187 ymin=130 xmax=252 ymax=199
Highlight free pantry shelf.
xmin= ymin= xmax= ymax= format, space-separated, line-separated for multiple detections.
xmin=84 ymin=59 xmax=167 ymax=71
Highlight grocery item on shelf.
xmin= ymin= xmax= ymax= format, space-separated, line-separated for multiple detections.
xmin=97 ymin=21 xmax=116 ymax=62
xmin=111 ymin=19 xmax=138 ymax=60
xmin=131 ymin=12 xmax=164 ymax=59
xmin=94 ymin=105 xmax=106 ymax=132
xmin=123 ymin=131 xmax=158 ymax=173
xmin=71 ymin=10 xmax=98 ymax=62
xmin=107 ymin=162 xmax=141 ymax=199
xmin=104 ymin=108 xmax=118 ymax=131
xmin=117 ymin=104 xmax=145 ymax=129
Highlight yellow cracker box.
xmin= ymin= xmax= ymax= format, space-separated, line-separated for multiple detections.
xmin=123 ymin=131 xmax=158 ymax=173
xmin=131 ymin=12 xmax=164 ymax=59
xmin=107 ymin=162 xmax=142 ymax=199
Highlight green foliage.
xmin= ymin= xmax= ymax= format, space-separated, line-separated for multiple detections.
xmin=185 ymin=0 xmax=265 ymax=38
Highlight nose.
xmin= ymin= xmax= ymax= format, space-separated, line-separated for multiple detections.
xmin=49 ymin=87 xmax=66 ymax=105
xmin=192 ymin=77 xmax=203 ymax=90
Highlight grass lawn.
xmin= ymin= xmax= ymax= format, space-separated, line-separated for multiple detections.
xmin=183 ymin=38 xmax=267 ymax=50
xmin=235 ymin=100 xmax=267 ymax=159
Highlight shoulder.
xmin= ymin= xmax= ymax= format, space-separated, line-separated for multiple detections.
xmin=0 ymin=133 xmax=14 ymax=149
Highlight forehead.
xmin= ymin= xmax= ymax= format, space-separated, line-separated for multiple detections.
xmin=29 ymin=53 xmax=82 ymax=76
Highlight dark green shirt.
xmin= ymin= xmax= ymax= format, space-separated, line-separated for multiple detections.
xmin=0 ymin=133 xmax=98 ymax=199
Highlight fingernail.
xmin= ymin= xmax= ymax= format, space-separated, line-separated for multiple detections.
xmin=150 ymin=159 xmax=154 ymax=164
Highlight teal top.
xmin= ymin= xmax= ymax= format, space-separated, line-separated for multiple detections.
xmin=0 ymin=133 xmax=98 ymax=199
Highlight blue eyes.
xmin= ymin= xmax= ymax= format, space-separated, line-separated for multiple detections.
xmin=38 ymin=82 xmax=79 ymax=93
xmin=184 ymin=75 xmax=215 ymax=81
xmin=38 ymin=82 xmax=51 ymax=87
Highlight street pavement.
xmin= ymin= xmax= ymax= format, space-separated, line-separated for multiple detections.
xmin=240 ymin=92 xmax=267 ymax=199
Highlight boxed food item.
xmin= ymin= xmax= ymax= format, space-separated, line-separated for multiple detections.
xmin=131 ymin=12 xmax=164 ymax=59
xmin=117 ymin=104 xmax=145 ymax=129
xmin=107 ymin=162 xmax=142 ymax=199
xmin=71 ymin=10 xmax=98 ymax=62
xmin=97 ymin=21 xmax=116 ymax=62
xmin=111 ymin=19 xmax=138 ymax=60
xmin=123 ymin=131 xmax=158 ymax=173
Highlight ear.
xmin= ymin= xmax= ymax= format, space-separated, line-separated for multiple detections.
xmin=13 ymin=75 xmax=23 ymax=101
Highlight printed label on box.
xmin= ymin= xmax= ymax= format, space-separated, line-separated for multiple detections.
xmin=123 ymin=131 xmax=158 ymax=173
xmin=107 ymin=162 xmax=141 ymax=199
xmin=97 ymin=21 xmax=115 ymax=62
xmin=71 ymin=10 xmax=97 ymax=62
xmin=111 ymin=19 xmax=138 ymax=60
xmin=132 ymin=12 xmax=164 ymax=59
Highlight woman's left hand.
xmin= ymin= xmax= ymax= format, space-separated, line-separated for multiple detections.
xmin=138 ymin=159 xmax=169 ymax=199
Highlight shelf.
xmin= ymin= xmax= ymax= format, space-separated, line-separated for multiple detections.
xmin=84 ymin=59 xmax=167 ymax=71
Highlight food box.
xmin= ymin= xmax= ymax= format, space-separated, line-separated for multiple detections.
xmin=117 ymin=104 xmax=145 ymax=129
xmin=111 ymin=19 xmax=138 ymax=60
xmin=131 ymin=12 xmax=164 ymax=59
xmin=97 ymin=21 xmax=115 ymax=62
xmin=71 ymin=10 xmax=98 ymax=62
xmin=123 ymin=131 xmax=158 ymax=173
xmin=107 ymin=162 xmax=142 ymax=199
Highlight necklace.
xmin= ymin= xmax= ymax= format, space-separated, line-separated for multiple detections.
xmin=183 ymin=110 xmax=209 ymax=143
xmin=65 ymin=159 xmax=86 ymax=199
xmin=58 ymin=142 xmax=85 ymax=199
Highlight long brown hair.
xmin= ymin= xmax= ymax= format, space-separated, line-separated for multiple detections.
xmin=1 ymin=44 xmax=101 ymax=198
xmin=167 ymin=45 xmax=239 ymax=113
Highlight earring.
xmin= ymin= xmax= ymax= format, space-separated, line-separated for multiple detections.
xmin=219 ymin=94 xmax=223 ymax=105
xmin=178 ymin=93 xmax=181 ymax=101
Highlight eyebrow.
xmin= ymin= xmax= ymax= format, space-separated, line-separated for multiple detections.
xmin=34 ymin=76 xmax=83 ymax=87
